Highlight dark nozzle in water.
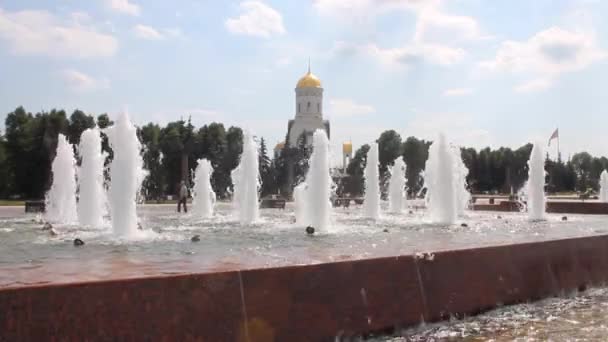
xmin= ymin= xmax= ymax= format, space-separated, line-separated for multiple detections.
xmin=73 ymin=238 xmax=85 ymax=247
xmin=383 ymin=228 xmax=389 ymax=233
xmin=306 ymin=226 xmax=315 ymax=235
xmin=408 ymin=210 xmax=414 ymax=215
xmin=461 ymin=223 xmax=469 ymax=228
xmin=191 ymin=235 xmax=201 ymax=242
xmin=497 ymin=215 xmax=502 ymax=219
xmin=562 ymin=216 xmax=568 ymax=221
xmin=42 ymin=222 xmax=53 ymax=230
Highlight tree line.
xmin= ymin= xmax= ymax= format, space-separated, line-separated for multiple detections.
xmin=1 ymin=106 xmax=607 ymax=200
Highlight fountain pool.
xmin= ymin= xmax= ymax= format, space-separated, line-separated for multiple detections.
xmin=379 ymin=286 xmax=608 ymax=341
xmin=1 ymin=203 xmax=607 ymax=288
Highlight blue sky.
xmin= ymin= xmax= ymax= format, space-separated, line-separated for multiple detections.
xmin=1 ymin=0 xmax=607 ymax=162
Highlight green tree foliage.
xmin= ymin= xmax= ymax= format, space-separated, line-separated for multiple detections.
xmin=4 ymin=107 xmax=69 ymax=198
xmin=570 ymin=152 xmax=608 ymax=192
xmin=139 ymin=123 xmax=164 ymax=200
xmin=343 ymin=144 xmax=370 ymax=196
xmin=159 ymin=119 xmax=192 ymax=196
xmin=67 ymin=110 xmax=95 ymax=145
xmin=377 ymin=130 xmax=402 ymax=173
xmin=401 ymin=137 xmax=431 ymax=196
xmin=0 ymin=134 xmax=11 ymax=197
xmin=1 ymin=107 xmax=604 ymax=200
xmin=376 ymin=130 xmax=402 ymax=197
xmin=258 ymin=137 xmax=274 ymax=196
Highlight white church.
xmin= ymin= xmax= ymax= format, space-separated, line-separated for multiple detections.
xmin=277 ymin=66 xmax=331 ymax=148
xmin=275 ymin=66 xmax=353 ymax=170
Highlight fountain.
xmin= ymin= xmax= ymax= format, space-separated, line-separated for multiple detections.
xmin=363 ymin=143 xmax=381 ymax=219
xmin=425 ymin=133 xmax=468 ymax=225
xmin=293 ymin=182 xmax=308 ymax=226
xmin=388 ymin=157 xmax=406 ymax=213
xmin=231 ymin=132 xmax=259 ymax=225
xmin=77 ymin=128 xmax=107 ymax=228
xmin=191 ymin=158 xmax=216 ymax=218
xmin=296 ymin=129 xmax=332 ymax=232
xmin=105 ymin=112 xmax=146 ymax=237
xmin=527 ymin=142 xmax=546 ymax=221
xmin=45 ymin=134 xmax=78 ymax=224
xmin=600 ymin=170 xmax=608 ymax=203
xmin=454 ymin=146 xmax=471 ymax=215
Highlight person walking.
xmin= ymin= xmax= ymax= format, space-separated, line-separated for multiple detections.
xmin=177 ymin=180 xmax=188 ymax=213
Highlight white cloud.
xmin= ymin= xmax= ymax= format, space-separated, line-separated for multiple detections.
xmin=481 ymin=26 xmax=606 ymax=92
xmin=70 ymin=11 xmax=92 ymax=24
xmin=327 ymin=98 xmax=376 ymax=117
xmin=105 ymin=0 xmax=140 ymax=16
xmin=333 ymin=41 xmax=465 ymax=68
xmin=0 ymin=8 xmax=118 ymax=59
xmin=481 ymin=27 xmax=606 ymax=75
xmin=414 ymin=6 xmax=490 ymax=44
xmin=313 ymin=0 xmax=436 ymax=19
xmin=225 ymin=1 xmax=286 ymax=38
xmin=443 ymin=88 xmax=473 ymax=96
xmin=132 ymin=25 xmax=183 ymax=41
xmin=61 ymin=69 xmax=109 ymax=92
xmin=324 ymin=1 xmax=484 ymax=68
xmin=314 ymin=0 xmax=486 ymax=44
xmin=133 ymin=24 xmax=164 ymax=40
xmin=514 ymin=78 xmax=553 ymax=93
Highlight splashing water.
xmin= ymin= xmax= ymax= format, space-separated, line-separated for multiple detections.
xmin=527 ymin=142 xmax=546 ymax=221
xmin=106 ymin=112 xmax=146 ymax=237
xmin=192 ymin=158 xmax=216 ymax=218
xmin=363 ymin=143 xmax=381 ymax=219
xmin=388 ymin=157 xmax=406 ymax=213
xmin=293 ymin=182 xmax=308 ymax=226
xmin=231 ymin=132 xmax=259 ymax=225
xmin=425 ymin=133 xmax=470 ymax=225
xmin=299 ymin=129 xmax=332 ymax=232
xmin=454 ymin=145 xmax=471 ymax=215
xmin=77 ymin=128 xmax=107 ymax=228
xmin=45 ymin=134 xmax=78 ymax=224
xmin=600 ymin=170 xmax=608 ymax=203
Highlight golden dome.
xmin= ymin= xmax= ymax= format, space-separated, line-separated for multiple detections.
xmin=343 ymin=141 xmax=353 ymax=154
xmin=296 ymin=71 xmax=322 ymax=88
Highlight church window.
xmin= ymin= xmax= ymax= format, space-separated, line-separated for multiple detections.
xmin=298 ymin=103 xmax=300 ymax=113
xmin=317 ymin=103 xmax=320 ymax=112
xmin=307 ymin=102 xmax=310 ymax=110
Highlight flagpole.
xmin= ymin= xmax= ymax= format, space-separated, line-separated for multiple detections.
xmin=557 ymin=128 xmax=560 ymax=161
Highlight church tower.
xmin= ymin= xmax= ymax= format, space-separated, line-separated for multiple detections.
xmin=287 ymin=65 xmax=330 ymax=146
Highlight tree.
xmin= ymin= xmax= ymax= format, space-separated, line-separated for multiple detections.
xmin=572 ymin=152 xmax=594 ymax=192
xmin=140 ymin=123 xmax=164 ymax=200
xmin=258 ymin=137 xmax=274 ymax=196
xmin=159 ymin=120 xmax=190 ymax=196
xmin=344 ymin=144 xmax=370 ymax=196
xmin=225 ymin=127 xmax=243 ymax=170
xmin=0 ymin=133 xmax=11 ymax=197
xmin=4 ymin=106 xmax=32 ymax=197
xmin=377 ymin=130 xmax=402 ymax=174
xmin=67 ymin=110 xmax=95 ymax=145
xmin=402 ymin=137 xmax=430 ymax=196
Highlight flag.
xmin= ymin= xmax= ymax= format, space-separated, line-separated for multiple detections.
xmin=548 ymin=128 xmax=559 ymax=146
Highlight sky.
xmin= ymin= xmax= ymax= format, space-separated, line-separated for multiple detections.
xmin=0 ymin=0 xmax=607 ymax=163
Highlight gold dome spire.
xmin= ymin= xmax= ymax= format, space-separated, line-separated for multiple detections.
xmin=296 ymin=62 xmax=322 ymax=88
